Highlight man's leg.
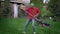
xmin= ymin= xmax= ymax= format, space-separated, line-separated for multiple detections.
xmin=32 ymin=18 xmax=36 ymax=34
xmin=24 ymin=19 xmax=31 ymax=32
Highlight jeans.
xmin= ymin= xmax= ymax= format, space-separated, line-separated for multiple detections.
xmin=24 ymin=18 xmax=36 ymax=32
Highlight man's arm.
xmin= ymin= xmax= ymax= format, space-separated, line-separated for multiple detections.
xmin=25 ymin=11 xmax=33 ymax=17
xmin=21 ymin=7 xmax=33 ymax=17
xmin=34 ymin=8 xmax=40 ymax=17
xmin=34 ymin=13 xmax=39 ymax=17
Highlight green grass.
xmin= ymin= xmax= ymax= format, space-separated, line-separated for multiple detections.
xmin=0 ymin=18 xmax=60 ymax=34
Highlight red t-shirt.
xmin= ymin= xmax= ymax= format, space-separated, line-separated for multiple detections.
xmin=26 ymin=7 xmax=40 ymax=19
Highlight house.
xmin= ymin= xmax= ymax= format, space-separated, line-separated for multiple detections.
xmin=0 ymin=0 xmax=30 ymax=18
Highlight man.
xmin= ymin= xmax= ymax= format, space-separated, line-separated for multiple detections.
xmin=23 ymin=3 xmax=40 ymax=34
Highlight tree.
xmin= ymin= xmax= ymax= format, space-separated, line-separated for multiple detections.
xmin=48 ymin=0 xmax=60 ymax=16
xmin=48 ymin=0 xmax=60 ymax=21
xmin=2 ymin=0 xmax=10 ymax=17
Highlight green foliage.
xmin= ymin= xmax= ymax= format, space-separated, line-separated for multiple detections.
xmin=0 ymin=0 xmax=11 ymax=18
xmin=48 ymin=0 xmax=60 ymax=15
xmin=31 ymin=0 xmax=43 ymax=9
xmin=41 ymin=8 xmax=52 ymax=17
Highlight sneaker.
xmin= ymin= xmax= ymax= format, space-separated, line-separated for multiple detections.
xmin=23 ymin=31 xmax=26 ymax=34
xmin=33 ymin=32 xmax=36 ymax=34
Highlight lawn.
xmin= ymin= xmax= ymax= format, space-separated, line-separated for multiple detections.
xmin=0 ymin=18 xmax=60 ymax=34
